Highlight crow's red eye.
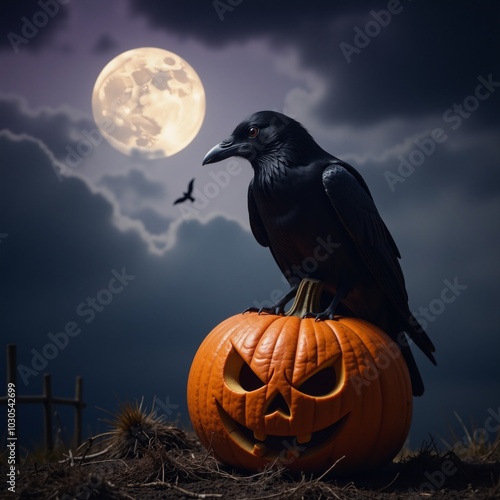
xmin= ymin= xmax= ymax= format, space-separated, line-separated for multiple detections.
xmin=248 ymin=126 xmax=259 ymax=138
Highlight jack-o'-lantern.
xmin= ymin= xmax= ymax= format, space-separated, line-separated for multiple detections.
xmin=187 ymin=279 xmax=412 ymax=474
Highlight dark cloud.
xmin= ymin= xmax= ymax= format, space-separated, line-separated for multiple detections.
xmin=0 ymin=0 xmax=70 ymax=53
xmin=0 ymin=95 xmax=178 ymax=244
xmin=319 ymin=2 xmax=500 ymax=126
xmin=128 ymin=0 xmax=352 ymax=47
xmin=98 ymin=170 xmax=173 ymax=234
xmin=129 ymin=0 xmax=500 ymax=126
xmin=98 ymin=169 xmax=166 ymax=201
xmin=362 ymin=128 xmax=500 ymax=211
xmin=131 ymin=207 xmax=172 ymax=234
xmin=0 ymin=93 xmax=94 ymax=168
xmin=91 ymin=33 xmax=118 ymax=53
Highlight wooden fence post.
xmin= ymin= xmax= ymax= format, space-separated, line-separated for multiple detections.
xmin=1 ymin=345 xmax=85 ymax=453
xmin=7 ymin=344 xmax=16 ymax=386
xmin=43 ymin=374 xmax=53 ymax=453
xmin=74 ymin=376 xmax=83 ymax=448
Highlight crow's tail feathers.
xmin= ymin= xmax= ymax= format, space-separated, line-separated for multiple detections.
xmin=405 ymin=312 xmax=437 ymax=365
xmin=395 ymin=313 xmax=436 ymax=397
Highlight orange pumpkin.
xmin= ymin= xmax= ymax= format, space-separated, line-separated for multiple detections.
xmin=187 ymin=279 xmax=412 ymax=474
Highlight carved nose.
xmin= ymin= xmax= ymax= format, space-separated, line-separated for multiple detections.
xmin=265 ymin=392 xmax=291 ymax=417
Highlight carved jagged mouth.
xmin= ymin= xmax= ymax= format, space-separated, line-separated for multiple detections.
xmin=215 ymin=400 xmax=349 ymax=460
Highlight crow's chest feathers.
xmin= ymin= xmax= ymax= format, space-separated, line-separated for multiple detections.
xmin=254 ymin=178 xmax=300 ymax=227
xmin=255 ymin=157 xmax=289 ymax=194
xmin=254 ymin=170 xmax=331 ymax=233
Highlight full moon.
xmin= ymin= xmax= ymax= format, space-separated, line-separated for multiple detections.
xmin=92 ymin=47 xmax=206 ymax=158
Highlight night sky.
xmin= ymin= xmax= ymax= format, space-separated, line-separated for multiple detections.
xmin=1 ymin=1 xmax=499 ymax=453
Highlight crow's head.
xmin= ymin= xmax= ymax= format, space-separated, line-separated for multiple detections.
xmin=202 ymin=111 xmax=326 ymax=171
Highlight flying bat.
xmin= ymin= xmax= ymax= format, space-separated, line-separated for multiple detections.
xmin=173 ymin=178 xmax=195 ymax=205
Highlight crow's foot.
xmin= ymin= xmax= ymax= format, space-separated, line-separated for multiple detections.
xmin=243 ymin=306 xmax=285 ymax=316
xmin=243 ymin=284 xmax=299 ymax=317
xmin=303 ymin=308 xmax=335 ymax=321
xmin=303 ymin=285 xmax=349 ymax=321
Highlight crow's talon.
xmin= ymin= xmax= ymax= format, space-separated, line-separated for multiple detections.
xmin=303 ymin=310 xmax=335 ymax=321
xmin=259 ymin=306 xmax=284 ymax=316
xmin=242 ymin=307 xmax=259 ymax=314
xmin=243 ymin=306 xmax=284 ymax=316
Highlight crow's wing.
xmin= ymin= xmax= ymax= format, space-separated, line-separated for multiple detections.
xmin=322 ymin=163 xmax=436 ymax=362
xmin=323 ymin=161 xmax=436 ymax=396
xmin=187 ymin=178 xmax=195 ymax=195
xmin=328 ymin=159 xmax=401 ymax=257
xmin=248 ymin=178 xmax=270 ymax=247
xmin=173 ymin=195 xmax=187 ymax=205
xmin=323 ymin=161 xmax=435 ymax=363
xmin=322 ymin=163 xmax=406 ymax=301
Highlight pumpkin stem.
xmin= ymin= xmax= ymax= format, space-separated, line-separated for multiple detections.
xmin=285 ymin=279 xmax=325 ymax=318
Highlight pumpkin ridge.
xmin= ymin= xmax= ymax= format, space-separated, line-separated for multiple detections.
xmin=292 ymin=318 xmax=312 ymax=386
xmin=273 ymin=316 xmax=300 ymax=388
xmin=234 ymin=314 xmax=281 ymax=382
xmin=203 ymin=321 xmax=233 ymax=449
xmin=363 ymin=340 xmax=412 ymax=466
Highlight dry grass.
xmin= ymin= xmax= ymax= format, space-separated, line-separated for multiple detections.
xmin=442 ymin=410 xmax=500 ymax=461
xmin=8 ymin=401 xmax=500 ymax=499
xmin=93 ymin=398 xmax=196 ymax=459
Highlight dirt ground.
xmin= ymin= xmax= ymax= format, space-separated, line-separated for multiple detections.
xmin=4 ymin=437 xmax=500 ymax=500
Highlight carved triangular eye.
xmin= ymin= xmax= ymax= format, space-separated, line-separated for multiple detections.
xmin=224 ymin=348 xmax=265 ymax=393
xmin=239 ymin=361 xmax=265 ymax=392
xmin=296 ymin=365 xmax=338 ymax=396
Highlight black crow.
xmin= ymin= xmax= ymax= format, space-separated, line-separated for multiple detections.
xmin=173 ymin=178 xmax=195 ymax=205
xmin=202 ymin=110 xmax=436 ymax=396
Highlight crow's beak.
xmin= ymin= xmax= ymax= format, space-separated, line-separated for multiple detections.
xmin=202 ymin=139 xmax=251 ymax=165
